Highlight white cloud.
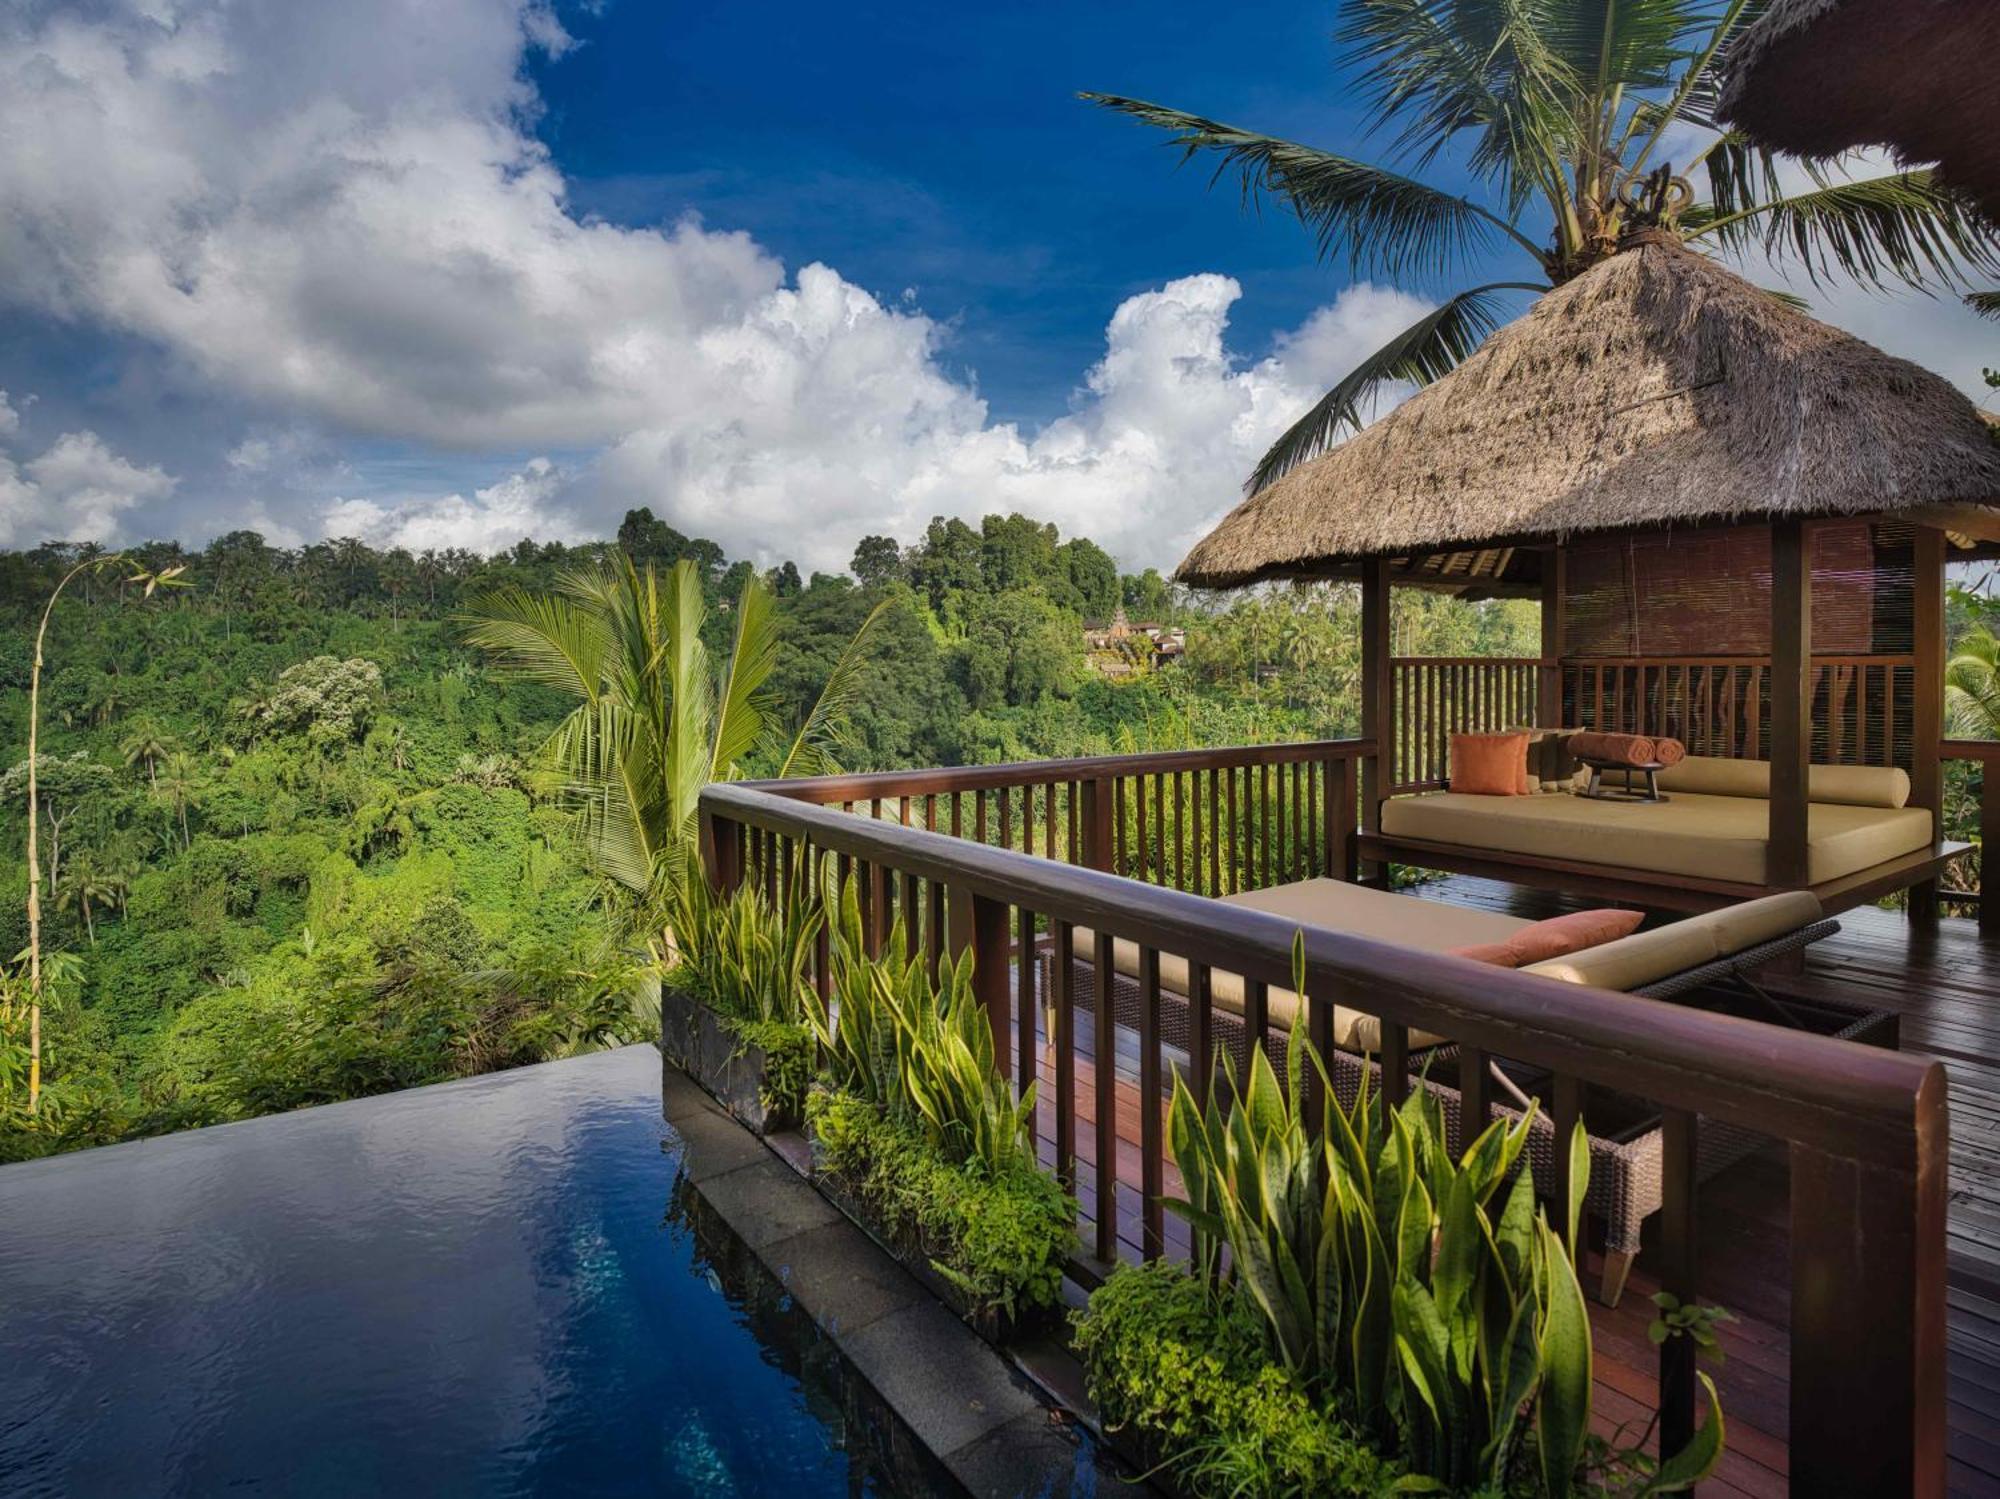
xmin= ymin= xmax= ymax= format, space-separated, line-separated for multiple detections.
xmin=0 ymin=429 xmax=175 ymax=546
xmin=321 ymin=456 xmax=581 ymax=552
xmin=0 ymin=392 xmax=21 ymax=439
xmin=0 ymin=0 xmax=1436 ymax=570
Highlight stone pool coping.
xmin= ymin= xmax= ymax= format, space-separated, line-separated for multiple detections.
xmin=659 ymin=1048 xmax=1144 ymax=1497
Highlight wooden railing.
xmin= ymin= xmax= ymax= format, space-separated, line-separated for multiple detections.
xmin=1563 ymin=655 xmax=1916 ymax=767
xmin=742 ymin=740 xmax=1361 ymax=899
xmin=699 ymin=741 xmax=1949 ymax=1494
xmin=1941 ymin=740 xmax=1997 ymax=928
xmin=1391 ymin=656 xmax=1545 ymax=791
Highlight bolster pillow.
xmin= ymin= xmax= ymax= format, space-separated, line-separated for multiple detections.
xmin=1567 ymin=731 xmax=1657 ymax=767
xmin=1653 ymin=755 xmax=1911 ymax=808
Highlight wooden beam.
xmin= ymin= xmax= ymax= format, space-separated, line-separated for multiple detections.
xmin=949 ymin=886 xmax=1012 ymax=1079
xmin=1360 ymin=557 xmax=1392 ymax=881
xmin=1911 ymin=526 xmax=1946 ymax=923
xmin=1769 ymin=519 xmax=1812 ymax=888
xmin=1789 ymin=1063 xmax=1949 ymax=1496
xmin=1538 ymin=546 xmax=1566 ymax=728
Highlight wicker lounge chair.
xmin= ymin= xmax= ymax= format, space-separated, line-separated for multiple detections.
xmin=1039 ymin=881 xmax=1884 ymax=1306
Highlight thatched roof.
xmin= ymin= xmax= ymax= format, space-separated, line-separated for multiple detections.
xmin=1177 ymin=238 xmax=2000 ymax=589
xmin=1716 ymin=0 xmax=2000 ymax=218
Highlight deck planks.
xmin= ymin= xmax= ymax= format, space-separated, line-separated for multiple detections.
xmin=1025 ymin=881 xmax=2000 ymax=1496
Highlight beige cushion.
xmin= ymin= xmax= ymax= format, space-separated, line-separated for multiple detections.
xmin=1524 ymin=922 xmax=1720 ymax=990
xmin=1380 ymin=788 xmax=1931 ymax=885
xmin=1654 ymin=755 xmax=1912 ymax=809
xmin=1524 ymin=890 xmax=1826 ymax=989
xmin=1068 ymin=879 xmax=1532 ymax=1052
xmin=1701 ymin=890 xmax=1825 ymax=953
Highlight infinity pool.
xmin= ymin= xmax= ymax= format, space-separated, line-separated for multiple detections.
xmin=0 ymin=1046 xmax=937 ymax=1496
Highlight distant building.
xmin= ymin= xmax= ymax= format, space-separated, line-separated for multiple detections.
xmin=1083 ymin=606 xmax=1185 ymax=676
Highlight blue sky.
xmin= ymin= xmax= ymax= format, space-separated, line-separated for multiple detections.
xmin=0 ymin=0 xmax=1989 ymax=574
xmin=532 ymin=0 xmax=1404 ymax=426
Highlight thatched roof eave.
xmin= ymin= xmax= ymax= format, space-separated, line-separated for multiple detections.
xmin=1716 ymin=0 xmax=2000 ymax=219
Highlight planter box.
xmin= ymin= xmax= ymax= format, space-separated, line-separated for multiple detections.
xmin=804 ymin=1123 xmax=1056 ymax=1348
xmin=658 ymin=982 xmax=800 ymax=1135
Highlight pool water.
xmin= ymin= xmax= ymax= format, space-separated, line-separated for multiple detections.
xmin=0 ymin=1046 xmax=941 ymax=1497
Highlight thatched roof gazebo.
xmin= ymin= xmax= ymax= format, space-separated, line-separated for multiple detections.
xmin=1178 ymin=237 xmax=1999 ymax=913
xmin=1180 ymin=237 xmax=2000 ymax=592
xmin=1716 ymin=0 xmax=2000 ymax=220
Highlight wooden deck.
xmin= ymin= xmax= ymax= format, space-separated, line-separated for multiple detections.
xmin=1030 ymin=879 xmax=2000 ymax=1497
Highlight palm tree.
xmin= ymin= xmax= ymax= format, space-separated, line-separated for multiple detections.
xmin=154 ymin=751 xmax=201 ymax=852
xmin=1947 ymin=628 xmax=2000 ymax=739
xmin=461 ymin=554 xmax=889 ymax=903
xmin=55 ymin=860 xmax=123 ymax=946
xmin=1087 ymin=1 xmax=2000 ymax=492
xmin=120 ymin=718 xmax=174 ymax=789
xmin=19 ymin=553 xmax=184 ymax=1111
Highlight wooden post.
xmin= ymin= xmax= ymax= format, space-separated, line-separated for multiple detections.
xmin=1079 ymin=776 xmax=1114 ymax=872
xmin=1983 ymin=761 xmax=2000 ymax=939
xmin=1360 ymin=557 xmax=1392 ymax=882
xmin=1788 ymin=1067 xmax=1948 ymax=1496
xmin=1657 ymin=1109 xmax=1699 ymax=1459
xmin=1769 ymin=520 xmax=1811 ymax=888
xmin=698 ymin=809 xmax=741 ymax=895
xmin=1911 ymin=526 xmax=1946 ymax=924
xmin=950 ymin=886 xmax=1011 ymax=1079
xmin=1538 ymin=545 xmax=1566 ymax=728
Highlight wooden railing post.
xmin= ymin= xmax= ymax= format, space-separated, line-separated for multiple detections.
xmin=1912 ymin=526 xmax=1946 ymax=924
xmin=1537 ymin=544 xmax=1567 ymax=726
xmin=1788 ymin=1066 xmax=1949 ymax=1496
xmin=1360 ymin=558 xmax=1391 ymax=882
xmin=1983 ymin=760 xmax=2000 ymax=939
xmin=1079 ymin=775 xmax=1114 ymax=872
xmin=698 ymin=808 xmax=741 ymax=895
xmin=1769 ymin=519 xmax=1811 ymax=888
xmin=950 ymin=886 xmax=1012 ymax=1080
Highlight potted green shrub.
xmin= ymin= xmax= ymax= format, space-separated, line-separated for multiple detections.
xmin=803 ymin=882 xmax=1077 ymax=1343
xmin=659 ymin=871 xmax=818 ymax=1135
xmin=1072 ymin=938 xmax=1727 ymax=1497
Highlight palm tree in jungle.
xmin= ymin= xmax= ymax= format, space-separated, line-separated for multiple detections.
xmin=461 ymin=557 xmax=889 ymax=933
xmin=1087 ymin=1 xmax=2000 ymax=493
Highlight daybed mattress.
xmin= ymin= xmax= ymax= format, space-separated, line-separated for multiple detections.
xmin=1068 ymin=879 xmax=1525 ymax=1049
xmin=1379 ymin=789 xmax=1932 ymax=886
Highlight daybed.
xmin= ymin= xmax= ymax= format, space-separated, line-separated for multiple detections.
xmin=1040 ymin=877 xmax=1889 ymax=1306
xmin=1366 ymin=754 xmax=1962 ymax=914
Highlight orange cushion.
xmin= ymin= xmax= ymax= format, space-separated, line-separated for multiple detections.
xmin=1450 ymin=732 xmax=1530 ymax=796
xmin=1450 ymin=941 xmax=1521 ymax=967
xmin=1499 ymin=908 xmax=1644 ymax=966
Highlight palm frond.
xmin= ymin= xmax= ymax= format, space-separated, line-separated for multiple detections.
xmin=1968 ymin=290 xmax=2000 ymax=319
xmin=710 ymin=571 xmax=780 ymax=781
xmin=1693 ymin=130 xmax=1793 ymax=221
xmin=1686 ymin=169 xmax=2000 ymax=291
xmin=455 ymin=585 xmax=611 ymax=701
xmin=657 ymin=560 xmax=714 ymax=844
xmin=543 ymin=699 xmax=658 ymax=893
xmin=1248 ymin=281 xmax=1545 ymax=494
xmin=1081 ymin=93 xmax=1541 ymax=279
xmin=1541 ymin=0 xmax=1714 ymax=91
xmin=777 ymin=598 xmax=895 ymax=779
xmin=1335 ymin=0 xmax=1582 ymax=213
xmin=1626 ymin=0 xmax=1765 ymax=163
